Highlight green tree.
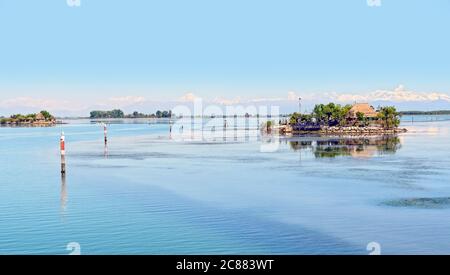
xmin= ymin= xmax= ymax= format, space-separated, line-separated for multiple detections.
xmin=377 ymin=106 xmax=401 ymax=129
xmin=90 ymin=109 xmax=124 ymax=118
xmin=90 ymin=111 xmax=104 ymax=118
xmin=338 ymin=104 xmax=352 ymax=124
xmin=322 ymin=103 xmax=336 ymax=122
xmin=110 ymin=109 xmax=124 ymax=118
xmin=356 ymin=112 xmax=365 ymax=121
xmin=312 ymin=103 xmax=351 ymax=125
xmin=313 ymin=104 xmax=326 ymax=123
xmin=289 ymin=112 xmax=301 ymax=125
xmin=161 ymin=111 xmax=170 ymax=118
xmin=265 ymin=120 xmax=274 ymax=132
xmin=356 ymin=112 xmax=366 ymax=126
xmin=40 ymin=110 xmax=53 ymax=120
xmin=26 ymin=114 xmax=37 ymax=120
xmin=289 ymin=112 xmax=313 ymax=125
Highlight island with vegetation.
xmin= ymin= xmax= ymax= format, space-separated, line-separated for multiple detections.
xmin=90 ymin=109 xmax=173 ymax=119
xmin=0 ymin=111 xmax=56 ymax=127
xmin=277 ymin=103 xmax=407 ymax=135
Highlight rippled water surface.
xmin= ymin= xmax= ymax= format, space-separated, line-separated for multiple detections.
xmin=1 ymin=116 xmax=450 ymax=254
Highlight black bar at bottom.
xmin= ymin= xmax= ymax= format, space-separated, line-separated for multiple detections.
xmin=0 ymin=255 xmax=445 ymax=273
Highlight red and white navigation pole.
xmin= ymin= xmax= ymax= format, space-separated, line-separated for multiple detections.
xmin=103 ymin=123 xmax=108 ymax=145
xmin=103 ymin=123 xmax=108 ymax=158
xmin=60 ymin=131 xmax=66 ymax=175
xmin=60 ymin=131 xmax=66 ymax=156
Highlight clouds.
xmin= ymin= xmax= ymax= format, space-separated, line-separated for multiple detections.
xmin=108 ymin=96 xmax=147 ymax=106
xmin=66 ymin=0 xmax=81 ymax=7
xmin=178 ymin=92 xmax=199 ymax=102
xmin=287 ymin=91 xmax=300 ymax=101
xmin=212 ymin=96 xmax=241 ymax=105
xmin=1 ymin=86 xmax=449 ymax=116
xmin=367 ymin=0 xmax=382 ymax=7
xmin=330 ymin=85 xmax=450 ymax=103
xmin=0 ymin=97 xmax=57 ymax=109
xmin=205 ymin=92 xmax=299 ymax=105
xmin=0 ymin=96 xmax=88 ymax=117
xmin=0 ymin=97 xmax=80 ymax=111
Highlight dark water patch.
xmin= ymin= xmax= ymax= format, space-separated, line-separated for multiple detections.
xmin=382 ymin=197 xmax=450 ymax=209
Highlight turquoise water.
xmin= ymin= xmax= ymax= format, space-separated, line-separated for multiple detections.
xmin=1 ymin=116 xmax=450 ymax=255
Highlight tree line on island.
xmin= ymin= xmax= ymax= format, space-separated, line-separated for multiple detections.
xmin=89 ymin=109 xmax=173 ymax=119
xmin=289 ymin=103 xmax=401 ymax=129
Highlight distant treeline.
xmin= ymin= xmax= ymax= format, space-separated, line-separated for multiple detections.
xmin=90 ymin=109 xmax=172 ymax=119
xmin=400 ymin=110 xmax=450 ymax=115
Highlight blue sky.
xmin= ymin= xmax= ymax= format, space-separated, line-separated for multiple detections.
xmin=1 ymin=0 xmax=450 ymax=115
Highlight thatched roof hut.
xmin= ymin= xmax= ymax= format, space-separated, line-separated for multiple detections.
xmin=35 ymin=112 xmax=46 ymax=121
xmin=347 ymin=103 xmax=378 ymax=119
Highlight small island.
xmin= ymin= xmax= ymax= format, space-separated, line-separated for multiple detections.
xmin=277 ymin=103 xmax=407 ymax=135
xmin=0 ymin=111 xmax=56 ymax=127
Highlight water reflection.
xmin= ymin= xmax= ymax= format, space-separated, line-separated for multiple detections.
xmin=104 ymin=143 xmax=109 ymax=159
xmin=60 ymin=173 xmax=67 ymax=216
xmin=289 ymin=135 xmax=401 ymax=158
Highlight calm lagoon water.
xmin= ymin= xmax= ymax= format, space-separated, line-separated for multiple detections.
xmin=1 ymin=116 xmax=450 ymax=255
